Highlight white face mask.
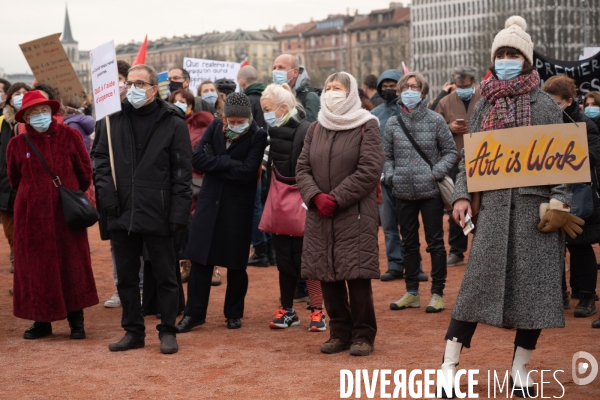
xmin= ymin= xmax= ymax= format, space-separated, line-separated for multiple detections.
xmin=323 ymin=90 xmax=347 ymax=112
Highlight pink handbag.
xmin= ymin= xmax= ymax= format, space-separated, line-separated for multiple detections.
xmin=259 ymin=166 xmax=306 ymax=237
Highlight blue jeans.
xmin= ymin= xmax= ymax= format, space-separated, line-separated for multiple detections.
xmin=251 ymin=178 xmax=271 ymax=247
xmin=380 ymin=183 xmax=404 ymax=272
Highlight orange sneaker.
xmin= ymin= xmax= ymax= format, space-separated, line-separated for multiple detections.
xmin=308 ymin=309 xmax=327 ymax=332
xmin=269 ymin=307 xmax=300 ymax=329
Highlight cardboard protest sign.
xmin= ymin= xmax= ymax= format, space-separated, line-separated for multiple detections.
xmin=90 ymin=41 xmax=121 ymax=121
xmin=534 ymin=50 xmax=600 ymax=95
xmin=157 ymin=71 xmax=169 ymax=99
xmin=19 ymin=33 xmax=86 ymax=98
xmin=183 ymin=57 xmax=241 ymax=95
xmin=463 ymin=123 xmax=590 ymax=193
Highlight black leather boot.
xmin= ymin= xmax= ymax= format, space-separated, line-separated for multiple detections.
xmin=67 ymin=310 xmax=86 ymax=339
xmin=247 ymin=245 xmax=269 ymax=267
xmin=23 ymin=322 xmax=52 ymax=339
xmin=574 ymin=292 xmax=598 ymax=318
xmin=266 ymin=241 xmax=277 ymax=266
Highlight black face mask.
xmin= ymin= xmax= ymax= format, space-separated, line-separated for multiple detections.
xmin=169 ymin=81 xmax=184 ymax=93
xmin=381 ymin=89 xmax=398 ymax=102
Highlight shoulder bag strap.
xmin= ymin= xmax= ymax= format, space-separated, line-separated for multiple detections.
xmin=396 ymin=115 xmax=433 ymax=168
xmin=23 ymin=134 xmax=62 ymax=187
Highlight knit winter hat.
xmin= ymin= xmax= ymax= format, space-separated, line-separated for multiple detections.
xmin=491 ymin=16 xmax=533 ymax=64
xmin=223 ymin=92 xmax=252 ymax=118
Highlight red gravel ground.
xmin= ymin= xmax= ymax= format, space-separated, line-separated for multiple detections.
xmin=0 ymin=221 xmax=599 ymax=399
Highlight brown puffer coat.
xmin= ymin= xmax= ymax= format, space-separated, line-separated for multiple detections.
xmin=296 ymin=119 xmax=384 ymax=282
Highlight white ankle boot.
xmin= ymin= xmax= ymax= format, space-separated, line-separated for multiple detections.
xmin=438 ymin=338 xmax=462 ymax=398
xmin=510 ymin=346 xmax=535 ymax=398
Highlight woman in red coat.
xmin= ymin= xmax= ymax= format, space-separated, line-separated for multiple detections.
xmin=7 ymin=91 xmax=98 ymax=340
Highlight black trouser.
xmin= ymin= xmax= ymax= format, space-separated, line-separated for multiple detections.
xmin=279 ymin=271 xmax=297 ymax=310
xmin=445 ymin=318 xmax=542 ymax=350
xmin=565 ymin=243 xmax=598 ymax=295
xmin=396 ymin=196 xmax=447 ymax=295
xmin=142 ymin=260 xmax=185 ymax=316
xmin=321 ymin=279 xmax=377 ymax=346
xmin=112 ymin=231 xmax=179 ymax=338
xmin=447 ymin=164 xmax=468 ymax=257
xmin=185 ymin=262 xmax=248 ymax=320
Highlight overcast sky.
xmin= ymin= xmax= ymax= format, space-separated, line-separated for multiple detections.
xmin=1 ymin=0 xmax=409 ymax=74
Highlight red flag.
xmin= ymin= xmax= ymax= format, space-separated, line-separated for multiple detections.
xmin=483 ymin=70 xmax=492 ymax=81
xmin=132 ymin=35 xmax=148 ymax=66
xmin=240 ymin=57 xmax=249 ymax=68
xmin=401 ymin=61 xmax=409 ymax=74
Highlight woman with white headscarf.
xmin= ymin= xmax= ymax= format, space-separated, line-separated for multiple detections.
xmin=296 ymin=72 xmax=384 ymax=356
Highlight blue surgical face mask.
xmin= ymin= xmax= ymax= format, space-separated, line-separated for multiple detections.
xmin=13 ymin=94 xmax=24 ymax=110
xmin=456 ymin=87 xmax=474 ymax=100
xmin=202 ymin=92 xmax=218 ymax=105
xmin=229 ymin=122 xmax=249 ymax=134
xmin=584 ymin=106 xmax=600 ymax=119
xmin=401 ymin=90 xmax=422 ymax=109
xmin=126 ymin=86 xmax=150 ymax=109
xmin=0 ymin=93 xmax=4 ymax=106
xmin=264 ymin=111 xmax=281 ymax=127
xmin=272 ymin=70 xmax=290 ymax=85
xmin=494 ymin=59 xmax=523 ymax=81
xmin=29 ymin=112 xmax=52 ymax=132
xmin=174 ymin=101 xmax=187 ymax=114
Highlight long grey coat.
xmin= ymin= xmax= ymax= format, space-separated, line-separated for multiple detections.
xmin=452 ymin=87 xmax=570 ymax=330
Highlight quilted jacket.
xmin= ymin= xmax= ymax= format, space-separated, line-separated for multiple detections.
xmin=382 ymin=98 xmax=457 ymax=200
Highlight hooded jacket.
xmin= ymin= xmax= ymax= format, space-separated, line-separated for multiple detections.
xmin=244 ymin=82 xmax=267 ymax=129
xmin=293 ymin=67 xmax=320 ymax=123
xmin=371 ymin=69 xmax=403 ymax=140
xmin=94 ymin=98 xmax=192 ymax=236
xmin=64 ymin=113 xmax=95 ymax=152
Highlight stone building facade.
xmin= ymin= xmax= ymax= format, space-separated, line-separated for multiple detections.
xmin=412 ymin=0 xmax=600 ymax=94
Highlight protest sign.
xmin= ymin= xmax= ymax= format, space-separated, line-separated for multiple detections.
xmin=534 ymin=50 xmax=600 ymax=95
xmin=89 ymin=40 xmax=121 ymax=121
xmin=463 ymin=123 xmax=590 ymax=193
xmin=183 ymin=57 xmax=241 ymax=95
xmin=19 ymin=33 xmax=86 ymax=98
xmin=157 ymin=71 xmax=169 ymax=99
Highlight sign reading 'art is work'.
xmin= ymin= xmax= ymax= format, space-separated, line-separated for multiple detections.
xmin=463 ymin=123 xmax=590 ymax=193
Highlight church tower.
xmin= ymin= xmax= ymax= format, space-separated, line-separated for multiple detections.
xmin=61 ymin=5 xmax=80 ymax=73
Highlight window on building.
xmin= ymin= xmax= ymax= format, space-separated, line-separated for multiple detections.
xmin=332 ymin=35 xmax=336 ymax=46
xmin=287 ymin=40 xmax=291 ymax=49
xmin=297 ymin=38 xmax=302 ymax=48
xmin=310 ymin=37 xmax=315 ymax=47
xmin=357 ymin=32 xmax=361 ymax=42
xmin=343 ymin=33 xmax=347 ymax=44
xmin=331 ymin=51 xmax=335 ymax=60
xmin=367 ymin=32 xmax=371 ymax=42
xmin=378 ymin=14 xmax=383 ymax=23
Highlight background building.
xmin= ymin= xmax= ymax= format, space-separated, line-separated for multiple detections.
xmin=412 ymin=0 xmax=600 ymax=94
xmin=61 ymin=7 xmax=92 ymax=95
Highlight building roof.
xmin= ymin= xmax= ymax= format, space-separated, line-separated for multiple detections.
xmin=274 ymin=22 xmax=317 ymax=39
xmin=115 ymin=30 xmax=275 ymax=55
xmin=347 ymin=7 xmax=410 ymax=31
xmin=302 ymin=15 xmax=358 ymax=36
xmin=61 ymin=6 xmax=77 ymax=44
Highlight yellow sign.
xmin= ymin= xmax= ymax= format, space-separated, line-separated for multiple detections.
xmin=19 ymin=33 xmax=86 ymax=98
xmin=463 ymin=123 xmax=590 ymax=192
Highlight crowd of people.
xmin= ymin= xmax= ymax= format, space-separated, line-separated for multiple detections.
xmin=1 ymin=14 xmax=599 ymax=396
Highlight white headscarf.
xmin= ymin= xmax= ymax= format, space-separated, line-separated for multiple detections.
xmin=317 ymin=72 xmax=379 ymax=131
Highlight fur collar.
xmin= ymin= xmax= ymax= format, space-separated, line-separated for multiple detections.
xmin=2 ymin=105 xmax=16 ymax=124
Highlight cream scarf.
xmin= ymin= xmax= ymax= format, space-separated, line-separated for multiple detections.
xmin=317 ymin=72 xmax=379 ymax=131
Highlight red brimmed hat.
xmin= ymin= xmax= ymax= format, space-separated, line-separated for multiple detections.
xmin=15 ymin=90 xmax=61 ymax=123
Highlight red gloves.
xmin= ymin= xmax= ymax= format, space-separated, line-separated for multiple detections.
xmin=313 ymin=193 xmax=337 ymax=218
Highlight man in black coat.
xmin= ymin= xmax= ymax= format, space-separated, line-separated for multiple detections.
xmin=95 ymin=65 xmax=192 ymax=354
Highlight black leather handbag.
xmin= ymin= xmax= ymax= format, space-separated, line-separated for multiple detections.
xmin=570 ymin=183 xmax=594 ymax=219
xmin=24 ymin=134 xmax=99 ymax=229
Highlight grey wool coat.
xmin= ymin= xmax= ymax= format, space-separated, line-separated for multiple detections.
xmin=382 ymin=99 xmax=458 ymax=200
xmin=451 ymin=87 xmax=570 ymax=330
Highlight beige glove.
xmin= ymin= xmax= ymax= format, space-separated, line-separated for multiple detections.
xmin=538 ymin=199 xmax=584 ymax=239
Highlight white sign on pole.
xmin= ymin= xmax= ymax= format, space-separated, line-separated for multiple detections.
xmin=183 ymin=57 xmax=241 ymax=95
xmin=90 ymin=40 xmax=121 ymax=121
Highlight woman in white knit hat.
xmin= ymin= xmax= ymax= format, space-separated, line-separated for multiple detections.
xmin=437 ymin=16 xmax=584 ymax=398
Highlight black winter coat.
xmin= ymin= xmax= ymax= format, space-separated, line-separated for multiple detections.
xmin=268 ymin=116 xmax=310 ymax=277
xmin=565 ymin=104 xmax=600 ymax=245
xmin=0 ymin=117 xmax=16 ymax=211
xmin=185 ymin=119 xmax=267 ymax=269
xmin=94 ymin=99 xmax=193 ymax=236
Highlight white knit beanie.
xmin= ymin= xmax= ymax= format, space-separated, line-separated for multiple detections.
xmin=491 ymin=16 xmax=533 ymax=64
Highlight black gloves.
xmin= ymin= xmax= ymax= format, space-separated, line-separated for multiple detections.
xmin=203 ymin=144 xmax=214 ymax=156
xmin=105 ymin=205 xmax=120 ymax=217
xmin=170 ymin=223 xmax=187 ymax=233
xmin=229 ymin=159 xmax=243 ymax=168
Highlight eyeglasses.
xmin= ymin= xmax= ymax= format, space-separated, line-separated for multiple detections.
xmin=28 ymin=107 xmax=52 ymax=117
xmin=167 ymin=76 xmax=184 ymax=82
xmin=125 ymin=80 xmax=153 ymax=89
xmin=401 ymin=84 xmax=421 ymax=92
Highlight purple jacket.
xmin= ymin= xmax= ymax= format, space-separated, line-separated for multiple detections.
xmin=64 ymin=114 xmax=95 ymax=152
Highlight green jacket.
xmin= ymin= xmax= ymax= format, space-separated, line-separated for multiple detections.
xmin=295 ymin=85 xmax=320 ymax=123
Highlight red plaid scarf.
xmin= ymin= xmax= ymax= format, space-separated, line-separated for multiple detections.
xmin=479 ymin=71 xmax=540 ymax=131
